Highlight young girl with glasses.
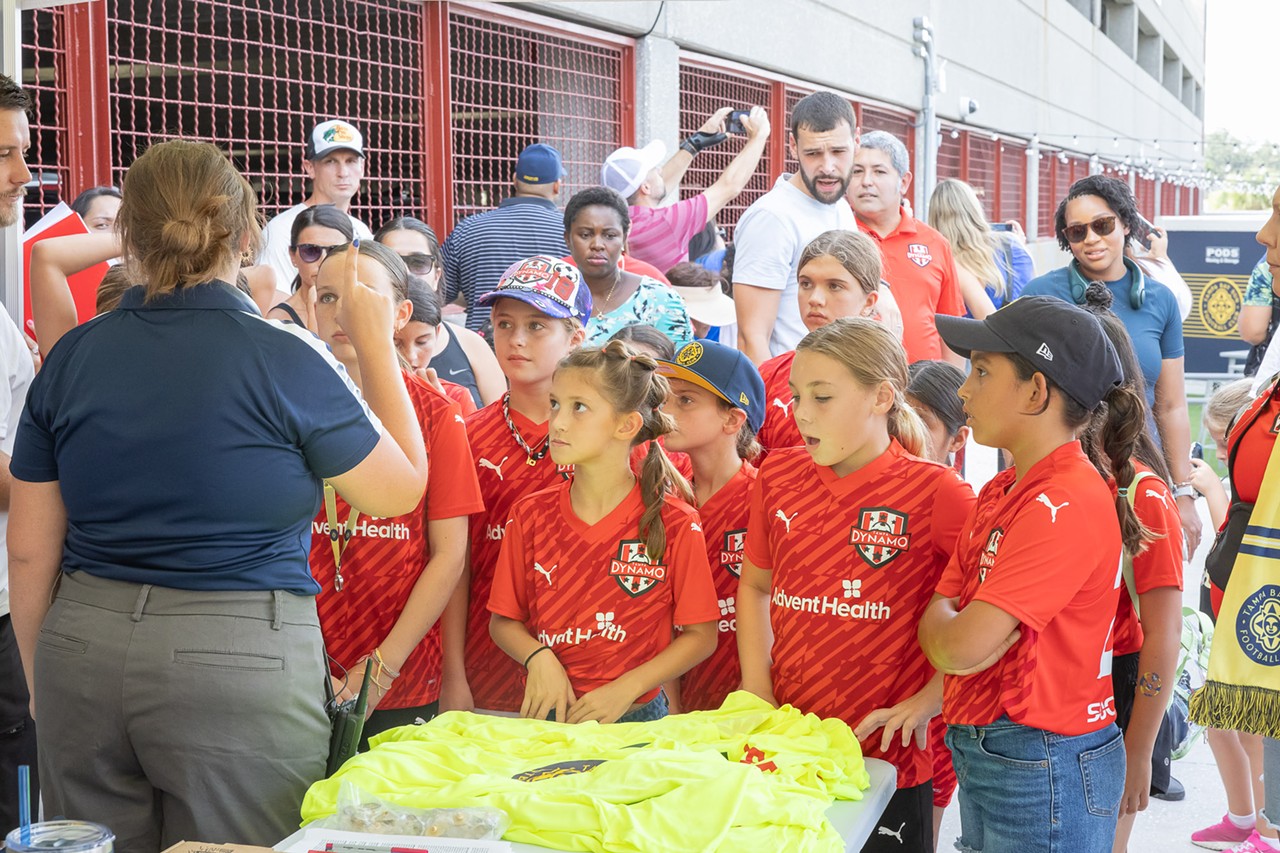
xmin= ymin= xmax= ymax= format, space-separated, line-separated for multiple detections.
xmin=738 ymin=318 xmax=975 ymax=853
xmin=488 ymin=339 xmax=719 ymax=724
xmin=377 ymin=216 xmax=505 ymax=408
xmin=310 ymin=240 xmax=484 ymax=743
xmin=265 ymin=204 xmax=354 ymax=330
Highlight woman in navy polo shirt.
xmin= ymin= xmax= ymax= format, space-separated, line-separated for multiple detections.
xmin=6 ymin=141 xmax=428 ymax=850
xmin=1021 ymin=174 xmax=1200 ymax=555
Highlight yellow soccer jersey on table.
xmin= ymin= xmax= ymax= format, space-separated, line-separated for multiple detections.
xmin=301 ymin=691 xmax=870 ymax=852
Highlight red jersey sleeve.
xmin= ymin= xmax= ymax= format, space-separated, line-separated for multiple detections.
xmin=936 ymin=242 xmax=964 ymax=317
xmin=425 ymin=396 xmax=486 ymax=521
xmin=667 ymin=505 xmax=721 ymax=626
xmin=931 ymin=469 xmax=976 ymax=557
xmin=971 ymin=486 xmax=1107 ymax=632
xmin=744 ymin=464 xmax=773 ymax=570
xmin=1131 ymin=478 xmax=1184 ymax=594
xmin=936 ymin=550 xmax=965 ymax=599
xmin=487 ymin=510 xmax=530 ymax=622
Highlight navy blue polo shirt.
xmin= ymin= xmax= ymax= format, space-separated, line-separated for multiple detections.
xmin=11 ymin=281 xmax=382 ymax=594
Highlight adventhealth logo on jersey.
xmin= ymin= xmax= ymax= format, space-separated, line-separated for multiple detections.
xmin=721 ymin=529 xmax=746 ymax=576
xmin=610 ymin=540 xmax=667 ymax=597
xmin=717 ymin=596 xmax=736 ymax=633
xmin=849 ymin=507 xmax=911 ymax=568
xmin=313 ymin=518 xmax=411 ymax=541
xmin=772 ymin=583 xmax=891 ymax=622
xmin=537 ymin=612 xmax=627 ymax=647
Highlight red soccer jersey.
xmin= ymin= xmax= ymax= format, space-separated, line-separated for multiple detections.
xmin=1112 ymin=463 xmax=1184 ymax=656
xmin=744 ymin=441 xmax=974 ymax=788
xmin=465 ymin=401 xmax=571 ymax=712
xmin=857 ymin=212 xmax=963 ymax=363
xmin=488 ymin=481 xmax=720 ymax=703
xmin=313 ymin=373 xmax=484 ymax=709
xmin=442 ymin=379 xmax=478 ymax=416
xmin=937 ymin=441 xmax=1123 ymax=735
xmin=757 ymin=351 xmax=802 ymax=454
xmin=680 ymin=462 xmax=758 ymax=712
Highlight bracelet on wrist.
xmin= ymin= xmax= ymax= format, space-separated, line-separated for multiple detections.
xmin=371 ymin=647 xmax=401 ymax=679
xmin=523 ymin=644 xmax=553 ymax=669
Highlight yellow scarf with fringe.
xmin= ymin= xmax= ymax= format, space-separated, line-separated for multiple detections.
xmin=1189 ymin=420 xmax=1280 ymax=738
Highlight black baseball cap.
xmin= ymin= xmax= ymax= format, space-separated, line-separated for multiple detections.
xmin=935 ymin=296 xmax=1123 ymax=410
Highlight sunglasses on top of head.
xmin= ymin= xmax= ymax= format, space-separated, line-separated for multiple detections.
xmin=1063 ymin=215 xmax=1119 ymax=244
xmin=399 ymin=252 xmax=438 ymax=275
xmin=294 ymin=242 xmax=348 ymax=264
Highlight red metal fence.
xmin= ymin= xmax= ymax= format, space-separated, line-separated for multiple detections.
xmin=19 ymin=7 xmax=71 ymax=224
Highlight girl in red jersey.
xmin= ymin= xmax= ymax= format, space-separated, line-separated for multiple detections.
xmin=921 ymin=297 xmax=1152 ymax=853
xmin=489 ymin=340 xmax=720 ymax=724
xmin=311 ymin=240 xmax=485 ymax=742
xmin=738 ymin=318 xmax=975 ymax=853
xmin=447 ymin=256 xmax=589 ymax=714
xmin=1080 ymin=284 xmax=1183 ymax=853
xmin=657 ymin=339 xmax=766 ymax=712
xmin=757 ymin=230 xmax=883 ymax=453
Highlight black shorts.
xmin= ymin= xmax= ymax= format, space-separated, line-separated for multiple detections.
xmin=862 ymin=780 xmax=933 ymax=853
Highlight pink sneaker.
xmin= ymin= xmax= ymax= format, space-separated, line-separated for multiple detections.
xmin=1227 ymin=831 xmax=1280 ymax=853
xmin=1192 ymin=816 xmax=1256 ymax=850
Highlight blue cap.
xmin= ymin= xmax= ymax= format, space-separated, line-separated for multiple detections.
xmin=477 ymin=255 xmax=592 ymax=322
xmin=658 ymin=340 xmax=766 ymax=434
xmin=515 ymin=143 xmax=566 ymax=185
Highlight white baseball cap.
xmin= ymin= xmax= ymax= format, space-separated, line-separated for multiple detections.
xmin=601 ymin=140 xmax=667 ymax=199
xmin=306 ymin=119 xmax=365 ymax=160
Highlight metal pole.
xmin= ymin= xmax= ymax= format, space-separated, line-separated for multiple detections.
xmin=913 ymin=16 xmax=937 ymax=220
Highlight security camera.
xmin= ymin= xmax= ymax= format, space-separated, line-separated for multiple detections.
xmin=959 ymin=97 xmax=979 ymax=119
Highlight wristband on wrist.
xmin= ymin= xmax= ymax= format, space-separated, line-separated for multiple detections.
xmin=681 ymin=130 xmax=728 ymax=155
xmin=523 ymin=644 xmax=553 ymax=669
xmin=1172 ymin=481 xmax=1196 ymax=499
xmin=679 ymin=139 xmax=699 ymax=156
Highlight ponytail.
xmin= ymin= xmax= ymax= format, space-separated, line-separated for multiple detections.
xmin=557 ymin=339 xmax=693 ymax=562
xmin=887 ymin=395 xmax=928 ymax=458
xmin=1094 ymin=383 xmax=1156 ymax=557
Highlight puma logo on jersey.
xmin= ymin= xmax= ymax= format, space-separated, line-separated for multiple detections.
xmin=877 ymin=822 xmax=906 ymax=843
xmin=776 ymin=509 xmax=798 ymax=533
xmin=1145 ymin=488 xmax=1170 ymax=508
xmin=478 ymin=456 xmax=508 ymax=480
xmin=690 ymin=522 xmax=702 ymax=533
xmin=534 ymin=561 xmax=555 ymax=586
xmin=454 ymin=414 xmax=465 ymax=425
xmin=772 ymin=398 xmax=790 ymax=412
xmin=1036 ymin=493 xmax=1069 ymax=523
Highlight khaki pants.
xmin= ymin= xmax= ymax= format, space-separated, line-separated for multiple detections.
xmin=35 ymin=571 xmax=328 ymax=852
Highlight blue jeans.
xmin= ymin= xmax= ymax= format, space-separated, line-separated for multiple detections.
xmin=946 ymin=717 xmax=1125 ymax=853
xmin=617 ymin=690 xmax=668 ymax=723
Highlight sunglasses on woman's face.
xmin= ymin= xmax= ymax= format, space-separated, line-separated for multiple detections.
xmin=399 ymin=252 xmax=438 ymax=275
xmin=1063 ymin=215 xmax=1118 ymax=244
xmin=294 ymin=243 xmax=346 ymax=264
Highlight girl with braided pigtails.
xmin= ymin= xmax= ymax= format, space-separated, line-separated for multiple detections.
xmin=488 ymin=340 xmax=719 ymax=724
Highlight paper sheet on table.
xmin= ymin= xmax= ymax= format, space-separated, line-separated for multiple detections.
xmin=278 ymin=827 xmax=512 ymax=853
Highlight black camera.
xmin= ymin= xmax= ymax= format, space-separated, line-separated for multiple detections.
xmin=727 ymin=109 xmax=750 ymax=135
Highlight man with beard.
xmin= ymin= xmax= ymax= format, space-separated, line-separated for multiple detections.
xmin=852 ymin=131 xmax=964 ymax=365
xmin=0 ymin=73 xmax=37 ymax=829
xmin=733 ymin=92 xmax=858 ymax=363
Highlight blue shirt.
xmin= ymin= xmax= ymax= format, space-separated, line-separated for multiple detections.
xmin=11 ymin=282 xmax=382 ymax=594
xmin=442 ymin=196 xmax=570 ymax=332
xmin=988 ymin=239 xmax=1036 ymax=311
xmin=1021 ymin=266 xmax=1184 ymax=410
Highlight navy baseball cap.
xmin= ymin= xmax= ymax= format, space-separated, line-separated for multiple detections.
xmin=935 ymin=296 xmax=1123 ymax=410
xmin=515 ymin=143 xmax=566 ymax=185
xmin=658 ymin=340 xmax=766 ymax=433
xmin=477 ymin=255 xmax=592 ymax=322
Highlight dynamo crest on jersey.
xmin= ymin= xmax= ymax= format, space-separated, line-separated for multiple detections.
xmin=610 ymin=539 xmax=667 ymax=596
xmin=721 ymin=529 xmax=746 ymax=577
xmin=906 ymin=243 xmax=933 ymax=268
xmin=979 ymin=527 xmax=1004 ymax=583
xmin=848 ymin=507 xmax=911 ymax=568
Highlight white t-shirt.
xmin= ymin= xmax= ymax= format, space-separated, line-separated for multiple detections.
xmin=731 ymin=176 xmax=855 ymax=356
xmin=0 ymin=303 xmax=34 ymax=615
xmin=257 ymin=203 xmax=374 ymax=292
